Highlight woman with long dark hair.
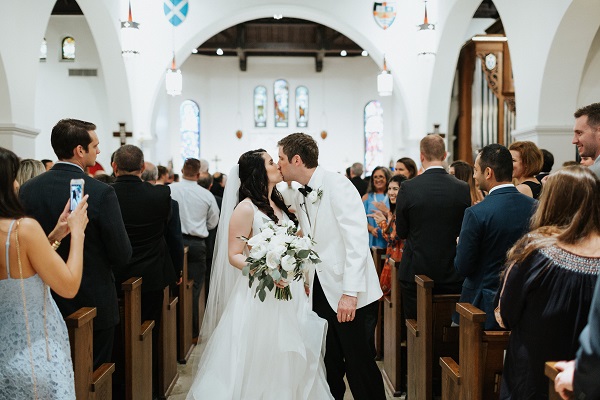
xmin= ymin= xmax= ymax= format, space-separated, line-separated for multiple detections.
xmin=496 ymin=166 xmax=600 ymax=399
xmin=187 ymin=149 xmax=332 ymax=399
xmin=0 ymin=147 xmax=88 ymax=399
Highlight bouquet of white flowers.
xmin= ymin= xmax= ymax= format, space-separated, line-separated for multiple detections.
xmin=240 ymin=219 xmax=321 ymax=301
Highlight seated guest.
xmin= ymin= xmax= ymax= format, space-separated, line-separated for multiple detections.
xmin=450 ymin=160 xmax=485 ymax=205
xmin=496 ymin=165 xmax=600 ymax=399
xmin=364 ymin=166 xmax=391 ymax=249
xmin=453 ymin=145 xmax=536 ymax=329
xmin=368 ymin=174 xmax=406 ymax=295
xmin=16 ymin=159 xmax=46 ymax=187
xmin=394 ymin=157 xmax=418 ymax=179
xmin=1 ymin=147 xmax=89 ymax=399
xmin=509 ymin=141 xmax=544 ymax=199
xmin=349 ymin=162 xmax=368 ymax=197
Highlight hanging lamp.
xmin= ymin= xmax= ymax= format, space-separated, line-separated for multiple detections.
xmin=377 ymin=57 xmax=393 ymax=96
xmin=121 ymin=1 xmax=140 ymax=57
xmin=166 ymin=54 xmax=182 ymax=96
xmin=417 ymin=1 xmax=436 ymax=57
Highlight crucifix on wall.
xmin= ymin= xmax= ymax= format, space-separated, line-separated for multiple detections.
xmin=113 ymin=122 xmax=132 ymax=146
xmin=212 ymin=155 xmax=222 ymax=171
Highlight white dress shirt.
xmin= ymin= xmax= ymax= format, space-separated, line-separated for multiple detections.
xmin=169 ymin=178 xmax=219 ymax=238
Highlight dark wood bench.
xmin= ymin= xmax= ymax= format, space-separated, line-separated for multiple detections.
xmin=544 ymin=362 xmax=563 ymax=400
xmin=381 ymin=260 xmax=406 ymax=396
xmin=406 ymin=275 xmax=460 ymax=400
xmin=178 ymin=246 xmax=195 ymax=363
xmin=439 ymin=303 xmax=510 ymax=400
xmin=372 ymin=247 xmax=386 ymax=359
xmin=65 ymin=307 xmax=115 ymax=400
xmin=158 ymin=286 xmax=179 ymax=398
xmin=122 ymin=277 xmax=155 ymax=400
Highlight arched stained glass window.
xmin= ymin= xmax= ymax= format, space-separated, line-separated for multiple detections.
xmin=254 ymin=86 xmax=267 ymax=127
xmin=364 ymin=100 xmax=384 ymax=176
xmin=62 ymin=36 xmax=75 ymax=60
xmin=274 ymin=79 xmax=289 ymax=127
xmin=40 ymin=38 xmax=47 ymax=61
xmin=180 ymin=100 xmax=200 ymax=161
xmin=296 ymin=86 xmax=309 ymax=128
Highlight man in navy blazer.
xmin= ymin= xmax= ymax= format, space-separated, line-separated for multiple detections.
xmin=453 ymin=144 xmax=536 ymax=329
xmin=20 ymin=119 xmax=132 ymax=369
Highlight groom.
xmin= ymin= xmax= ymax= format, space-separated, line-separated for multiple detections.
xmin=278 ymin=133 xmax=385 ymax=400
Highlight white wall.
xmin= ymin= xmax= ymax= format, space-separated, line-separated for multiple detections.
xmin=155 ymin=55 xmax=395 ymax=175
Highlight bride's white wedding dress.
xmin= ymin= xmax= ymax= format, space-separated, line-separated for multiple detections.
xmin=186 ymin=199 xmax=332 ymax=400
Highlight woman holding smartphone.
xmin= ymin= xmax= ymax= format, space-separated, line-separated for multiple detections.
xmin=0 ymin=147 xmax=89 ymax=399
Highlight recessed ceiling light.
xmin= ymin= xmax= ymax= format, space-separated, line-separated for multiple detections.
xmin=361 ymin=50 xmax=368 ymax=57
xmin=216 ymin=48 xmax=224 ymax=56
xmin=274 ymin=14 xmax=283 ymax=20
xmin=192 ymin=49 xmax=198 ymax=54
xmin=340 ymin=50 xmax=347 ymax=57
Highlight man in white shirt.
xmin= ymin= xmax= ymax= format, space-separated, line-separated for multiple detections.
xmin=169 ymin=158 xmax=219 ymax=339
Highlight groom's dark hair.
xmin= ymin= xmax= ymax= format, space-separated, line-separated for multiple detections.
xmin=278 ymin=133 xmax=319 ymax=168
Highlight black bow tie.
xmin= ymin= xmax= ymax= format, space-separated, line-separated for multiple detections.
xmin=298 ymin=185 xmax=313 ymax=197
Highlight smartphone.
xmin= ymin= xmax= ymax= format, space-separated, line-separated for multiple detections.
xmin=70 ymin=179 xmax=85 ymax=212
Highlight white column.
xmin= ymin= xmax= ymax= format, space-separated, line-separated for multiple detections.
xmin=0 ymin=124 xmax=40 ymax=158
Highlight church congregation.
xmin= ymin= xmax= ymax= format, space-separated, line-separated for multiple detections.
xmin=3 ymin=1 xmax=600 ymax=400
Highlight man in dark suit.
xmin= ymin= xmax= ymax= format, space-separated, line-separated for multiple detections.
xmin=19 ymin=118 xmax=132 ymax=369
xmin=111 ymin=145 xmax=175 ymax=398
xmin=395 ymin=134 xmax=470 ymax=319
xmin=349 ymin=162 xmax=368 ymax=197
xmin=453 ymin=144 xmax=536 ymax=329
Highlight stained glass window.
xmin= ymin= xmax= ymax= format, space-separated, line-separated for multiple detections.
xmin=274 ymin=79 xmax=289 ymax=127
xmin=254 ymin=86 xmax=267 ymax=127
xmin=364 ymin=100 xmax=384 ymax=176
xmin=180 ymin=100 xmax=200 ymax=161
xmin=295 ymin=86 xmax=309 ymax=128
xmin=40 ymin=38 xmax=47 ymax=61
xmin=62 ymin=37 xmax=75 ymax=60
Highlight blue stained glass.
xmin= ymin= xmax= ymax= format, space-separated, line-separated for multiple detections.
xmin=180 ymin=100 xmax=200 ymax=161
xmin=364 ymin=100 xmax=384 ymax=176
xmin=274 ymin=79 xmax=289 ymax=127
xmin=254 ymin=86 xmax=267 ymax=127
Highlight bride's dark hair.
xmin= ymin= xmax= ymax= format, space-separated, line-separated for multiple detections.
xmin=238 ymin=149 xmax=297 ymax=225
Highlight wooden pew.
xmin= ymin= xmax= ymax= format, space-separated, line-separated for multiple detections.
xmin=65 ymin=307 xmax=115 ymax=400
xmin=178 ymin=246 xmax=195 ymax=363
xmin=439 ymin=303 xmax=510 ymax=400
xmin=544 ymin=362 xmax=563 ymax=400
xmin=372 ymin=247 xmax=386 ymax=359
xmin=382 ymin=260 xmax=406 ymax=396
xmin=122 ymin=277 xmax=155 ymax=400
xmin=406 ymin=275 xmax=460 ymax=400
xmin=158 ymin=286 xmax=179 ymax=399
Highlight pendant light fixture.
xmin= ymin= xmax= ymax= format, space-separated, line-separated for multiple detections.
xmin=166 ymin=54 xmax=182 ymax=96
xmin=121 ymin=1 xmax=140 ymax=57
xmin=377 ymin=56 xmax=393 ymax=96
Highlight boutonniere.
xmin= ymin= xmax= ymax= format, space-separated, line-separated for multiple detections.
xmin=307 ymin=188 xmax=323 ymax=204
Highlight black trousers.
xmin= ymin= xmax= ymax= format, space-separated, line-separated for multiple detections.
xmin=312 ymin=274 xmax=386 ymax=400
xmin=183 ymin=236 xmax=207 ymax=338
xmin=400 ymin=280 xmax=463 ymax=320
xmin=141 ymin=289 xmax=164 ymax=398
xmin=93 ymin=326 xmax=115 ymax=370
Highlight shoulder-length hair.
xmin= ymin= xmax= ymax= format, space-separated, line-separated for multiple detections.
xmin=0 ymin=147 xmax=26 ymax=219
xmin=506 ymin=166 xmax=600 ymax=265
xmin=509 ymin=141 xmax=544 ymax=178
xmin=366 ymin=166 xmax=392 ymax=194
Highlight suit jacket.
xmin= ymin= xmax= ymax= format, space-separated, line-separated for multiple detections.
xmin=19 ymin=163 xmax=132 ymax=330
xmin=350 ymin=176 xmax=368 ymax=197
xmin=396 ymin=168 xmax=470 ymax=286
xmin=111 ymin=175 xmax=173 ymax=292
xmin=165 ymin=199 xmax=184 ymax=284
xmin=574 ymin=277 xmax=600 ymax=399
xmin=453 ymin=186 xmax=536 ymax=329
xmin=292 ymin=166 xmax=382 ymax=311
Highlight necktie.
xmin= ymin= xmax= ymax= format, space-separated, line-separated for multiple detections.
xmin=298 ymin=185 xmax=313 ymax=197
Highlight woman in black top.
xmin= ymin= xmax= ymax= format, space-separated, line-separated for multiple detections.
xmin=509 ymin=141 xmax=543 ymax=199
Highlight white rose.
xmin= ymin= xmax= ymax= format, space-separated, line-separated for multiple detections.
xmin=281 ymin=255 xmax=296 ymax=272
xmin=269 ymin=234 xmax=287 ymax=247
xmin=249 ymin=243 xmax=267 ymax=259
xmin=260 ymin=227 xmax=275 ymax=239
xmin=247 ymin=234 xmax=264 ymax=247
xmin=294 ymin=237 xmax=312 ymax=251
xmin=266 ymin=250 xmax=281 ymax=270
xmin=307 ymin=191 xmax=318 ymax=203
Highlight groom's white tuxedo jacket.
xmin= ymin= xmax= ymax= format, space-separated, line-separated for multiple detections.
xmin=292 ymin=166 xmax=383 ymax=312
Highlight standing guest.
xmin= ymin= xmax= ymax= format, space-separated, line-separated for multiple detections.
xmin=211 ymin=172 xmax=226 ymax=198
xmin=16 ymin=159 xmax=46 ymax=187
xmin=580 ymin=156 xmax=595 ymax=166
xmin=395 ymin=157 xmax=418 ymax=179
xmin=572 ymin=102 xmax=600 ymax=178
xmin=19 ymin=118 xmax=132 ymax=370
xmin=368 ymin=174 xmax=407 ymax=295
xmin=363 ymin=166 xmax=391 ymax=249
xmin=141 ymin=161 xmax=158 ymax=182
xmin=509 ymin=141 xmax=544 ymax=199
xmin=111 ymin=145 xmax=175 ymax=398
xmin=349 ymin=162 xmax=368 ymax=197
xmin=453 ymin=145 xmax=536 ymax=329
xmin=198 ymin=172 xmax=221 ymax=298
xmin=156 ymin=165 xmax=169 ymax=184
xmin=169 ymin=158 xmax=219 ymax=340
xmin=41 ymin=158 xmax=54 ymax=171
xmin=450 ymin=160 xmax=485 ymax=205
xmin=278 ymin=133 xmax=385 ymax=400
xmin=396 ymin=134 xmax=470 ymax=319
xmin=536 ymin=149 xmax=554 ymax=182
xmin=496 ymin=166 xmax=600 ymax=399
xmin=0 ymin=147 xmax=89 ymax=400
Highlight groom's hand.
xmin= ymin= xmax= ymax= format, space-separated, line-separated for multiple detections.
xmin=337 ymin=295 xmax=358 ymax=323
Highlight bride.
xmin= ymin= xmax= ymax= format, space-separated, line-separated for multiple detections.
xmin=186 ymin=149 xmax=332 ymax=400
